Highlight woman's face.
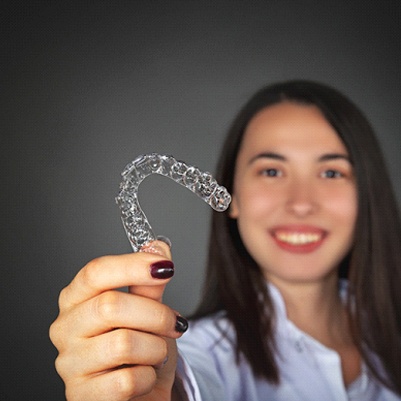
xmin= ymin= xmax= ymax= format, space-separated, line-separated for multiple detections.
xmin=230 ymin=102 xmax=357 ymax=287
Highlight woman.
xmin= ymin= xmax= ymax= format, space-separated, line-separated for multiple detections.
xmin=50 ymin=80 xmax=401 ymax=400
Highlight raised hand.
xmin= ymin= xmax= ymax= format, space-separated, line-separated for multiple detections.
xmin=49 ymin=241 xmax=187 ymax=401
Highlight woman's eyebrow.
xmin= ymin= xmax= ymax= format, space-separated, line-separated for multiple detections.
xmin=318 ymin=153 xmax=351 ymax=163
xmin=248 ymin=152 xmax=352 ymax=165
xmin=248 ymin=152 xmax=286 ymax=165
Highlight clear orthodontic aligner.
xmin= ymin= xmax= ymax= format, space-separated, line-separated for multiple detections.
xmin=116 ymin=153 xmax=231 ymax=252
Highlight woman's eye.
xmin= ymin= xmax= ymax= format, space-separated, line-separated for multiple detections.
xmin=321 ymin=169 xmax=343 ymax=179
xmin=261 ymin=168 xmax=282 ymax=177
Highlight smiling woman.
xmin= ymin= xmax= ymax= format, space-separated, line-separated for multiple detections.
xmin=50 ymin=80 xmax=401 ymax=401
xmin=188 ymin=80 xmax=401 ymax=400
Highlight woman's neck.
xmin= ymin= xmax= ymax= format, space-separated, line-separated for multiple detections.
xmin=270 ymin=275 xmax=349 ymax=347
xmin=269 ymin=275 xmax=362 ymax=386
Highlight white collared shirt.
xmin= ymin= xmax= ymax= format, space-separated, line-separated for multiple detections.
xmin=177 ymin=282 xmax=400 ymax=401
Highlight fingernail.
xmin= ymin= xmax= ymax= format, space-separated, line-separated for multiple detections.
xmin=150 ymin=260 xmax=174 ymax=279
xmin=175 ymin=315 xmax=189 ymax=333
xmin=156 ymin=235 xmax=172 ymax=248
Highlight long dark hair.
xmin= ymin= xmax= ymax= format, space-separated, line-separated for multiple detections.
xmin=192 ymin=80 xmax=401 ymax=393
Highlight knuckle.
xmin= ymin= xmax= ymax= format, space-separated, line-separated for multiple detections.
xmin=48 ymin=320 xmax=60 ymax=346
xmin=95 ymin=291 xmax=122 ymax=322
xmin=107 ymin=330 xmax=168 ymax=367
xmin=49 ymin=317 xmax=68 ymax=351
xmin=81 ymin=257 xmax=105 ymax=290
xmin=113 ymin=367 xmax=156 ymax=399
xmin=58 ymin=286 xmax=69 ymax=309
xmin=54 ymin=355 xmax=63 ymax=375
xmin=54 ymin=353 xmax=68 ymax=379
xmin=108 ymin=330 xmax=132 ymax=364
xmin=115 ymin=369 xmax=137 ymax=397
xmin=57 ymin=256 xmax=110 ymax=310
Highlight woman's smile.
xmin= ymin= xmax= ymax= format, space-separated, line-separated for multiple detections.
xmin=270 ymin=225 xmax=327 ymax=253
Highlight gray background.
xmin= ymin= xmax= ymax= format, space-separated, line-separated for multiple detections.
xmin=2 ymin=1 xmax=401 ymax=399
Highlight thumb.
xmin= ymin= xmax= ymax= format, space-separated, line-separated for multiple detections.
xmin=128 ymin=238 xmax=173 ymax=303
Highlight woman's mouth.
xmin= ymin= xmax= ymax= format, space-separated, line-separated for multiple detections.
xmin=271 ymin=226 xmax=327 ymax=253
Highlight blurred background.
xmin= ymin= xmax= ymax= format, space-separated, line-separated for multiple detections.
xmin=2 ymin=1 xmax=400 ymax=399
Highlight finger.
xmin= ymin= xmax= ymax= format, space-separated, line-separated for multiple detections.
xmin=60 ymin=241 xmax=172 ymax=310
xmin=66 ymin=365 xmax=157 ymax=401
xmin=129 ymin=240 xmax=172 ymax=302
xmin=59 ymin=290 xmax=185 ymax=339
xmin=57 ymin=329 xmax=169 ymax=378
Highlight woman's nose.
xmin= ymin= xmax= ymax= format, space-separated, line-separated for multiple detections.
xmin=285 ymin=179 xmax=319 ymax=217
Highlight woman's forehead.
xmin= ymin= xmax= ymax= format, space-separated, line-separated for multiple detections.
xmin=239 ymin=102 xmax=347 ymax=157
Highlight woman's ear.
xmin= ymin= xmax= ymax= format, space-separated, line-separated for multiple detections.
xmin=229 ymin=195 xmax=239 ymax=219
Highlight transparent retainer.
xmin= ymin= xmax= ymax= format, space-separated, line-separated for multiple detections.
xmin=116 ymin=153 xmax=232 ymax=252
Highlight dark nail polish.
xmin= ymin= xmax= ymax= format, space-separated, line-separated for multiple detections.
xmin=150 ymin=260 xmax=174 ymax=279
xmin=175 ymin=315 xmax=189 ymax=333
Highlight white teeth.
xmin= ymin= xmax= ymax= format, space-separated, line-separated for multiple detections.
xmin=275 ymin=232 xmax=321 ymax=245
